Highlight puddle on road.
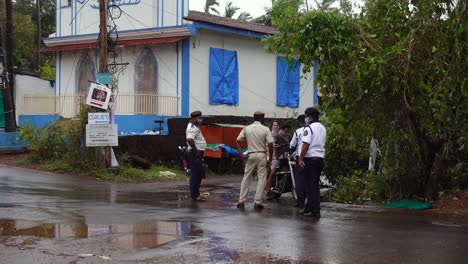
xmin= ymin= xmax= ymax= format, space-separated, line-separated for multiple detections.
xmin=0 ymin=219 xmax=201 ymax=250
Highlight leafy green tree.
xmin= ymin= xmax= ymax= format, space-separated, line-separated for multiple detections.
xmin=265 ymin=0 xmax=468 ymax=199
xmin=314 ymin=0 xmax=337 ymax=11
xmin=0 ymin=0 xmax=56 ymax=71
xmin=12 ymin=12 xmax=37 ymax=70
xmin=237 ymin=11 xmax=252 ymax=22
xmin=204 ymin=0 xmax=220 ymax=15
xmin=252 ymin=0 xmax=303 ymax=26
xmin=224 ymin=2 xmax=240 ymax=19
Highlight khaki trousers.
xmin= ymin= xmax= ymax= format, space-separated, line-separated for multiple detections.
xmin=239 ymin=153 xmax=267 ymax=204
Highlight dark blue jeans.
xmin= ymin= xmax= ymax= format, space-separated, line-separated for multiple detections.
xmin=294 ymin=162 xmax=306 ymax=205
xmin=303 ymin=157 xmax=324 ymax=214
xmin=189 ymin=151 xmax=204 ymax=199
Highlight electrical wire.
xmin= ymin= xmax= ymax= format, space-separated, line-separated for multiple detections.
xmin=120 ymin=8 xmax=153 ymax=28
xmin=69 ymin=0 xmax=91 ymax=25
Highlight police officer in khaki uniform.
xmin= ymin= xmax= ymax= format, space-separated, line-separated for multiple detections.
xmin=236 ymin=111 xmax=274 ymax=210
xmin=186 ymin=111 xmax=207 ymax=202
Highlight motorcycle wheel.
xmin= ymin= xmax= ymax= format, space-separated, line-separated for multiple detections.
xmin=273 ymin=172 xmax=293 ymax=199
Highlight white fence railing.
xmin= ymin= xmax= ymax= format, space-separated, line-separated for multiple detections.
xmin=22 ymin=93 xmax=179 ymax=117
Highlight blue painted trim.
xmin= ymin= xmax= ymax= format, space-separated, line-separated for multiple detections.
xmin=181 ymin=38 xmax=190 ymax=117
xmin=114 ymin=115 xmax=172 ymax=135
xmin=181 ymin=0 xmax=184 ymax=25
xmin=190 ymin=22 xmax=269 ymax=39
xmin=59 ymin=0 xmax=62 ymax=37
xmin=74 ymin=0 xmax=77 ymax=35
xmin=161 ymin=0 xmax=164 ymax=27
xmin=0 ymin=132 xmax=29 ymax=152
xmin=18 ymin=115 xmax=61 ymax=128
xmin=56 ymin=0 xmax=59 ymax=37
xmin=58 ymin=52 xmax=61 ymax=96
xmin=61 ymin=5 xmax=72 ymax=8
xmin=176 ymin=42 xmax=179 ymax=97
xmin=70 ymin=0 xmax=73 ymax=35
xmin=55 ymin=54 xmax=58 ymax=95
xmin=187 ymin=24 xmax=197 ymax=35
xmin=43 ymin=25 xmax=189 ymax=41
xmin=313 ymin=60 xmax=318 ymax=105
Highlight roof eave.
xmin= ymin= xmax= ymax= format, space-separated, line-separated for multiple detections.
xmin=43 ymin=26 xmax=191 ymax=47
xmin=188 ymin=21 xmax=272 ymax=39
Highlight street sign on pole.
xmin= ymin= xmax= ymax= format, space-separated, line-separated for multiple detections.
xmin=97 ymin=72 xmax=113 ymax=85
xmin=88 ymin=112 xmax=110 ymax=125
xmin=86 ymin=83 xmax=111 ymax=110
xmin=85 ymin=124 xmax=118 ymax=147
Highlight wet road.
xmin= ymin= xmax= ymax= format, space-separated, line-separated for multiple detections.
xmin=0 ymin=165 xmax=467 ymax=264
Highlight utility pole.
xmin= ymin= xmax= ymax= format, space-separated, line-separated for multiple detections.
xmin=36 ymin=0 xmax=42 ymax=69
xmin=2 ymin=0 xmax=17 ymax=131
xmin=99 ymin=0 xmax=111 ymax=168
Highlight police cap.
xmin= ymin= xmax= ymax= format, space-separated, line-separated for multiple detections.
xmin=305 ymin=107 xmax=319 ymax=117
xmin=297 ymin=114 xmax=306 ymax=123
xmin=253 ymin=110 xmax=265 ymax=116
xmin=190 ymin=111 xmax=202 ymax=118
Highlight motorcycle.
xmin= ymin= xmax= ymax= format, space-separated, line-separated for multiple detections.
xmin=178 ymin=145 xmax=207 ymax=178
xmin=178 ymin=145 xmax=191 ymax=175
xmin=268 ymin=147 xmax=298 ymax=201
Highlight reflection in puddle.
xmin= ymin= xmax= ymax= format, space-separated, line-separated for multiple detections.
xmin=0 ymin=219 xmax=197 ymax=249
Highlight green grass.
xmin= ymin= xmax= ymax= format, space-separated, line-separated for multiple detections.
xmin=16 ymin=156 xmax=36 ymax=165
xmin=31 ymin=158 xmax=188 ymax=183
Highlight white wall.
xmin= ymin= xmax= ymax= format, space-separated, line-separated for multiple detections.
xmin=15 ymin=74 xmax=55 ymax=119
xmin=56 ymin=43 xmax=181 ymax=114
xmin=189 ymin=29 xmax=315 ymax=119
xmin=55 ymin=0 xmax=188 ymax=37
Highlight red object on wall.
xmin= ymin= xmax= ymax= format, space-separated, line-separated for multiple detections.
xmin=200 ymin=124 xmax=246 ymax=158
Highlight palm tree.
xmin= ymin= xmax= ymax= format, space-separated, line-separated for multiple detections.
xmin=251 ymin=0 xmax=303 ymax=26
xmin=224 ymin=2 xmax=240 ymax=18
xmin=314 ymin=0 xmax=337 ymax=11
xmin=237 ymin=11 xmax=252 ymax=21
xmin=204 ymin=0 xmax=220 ymax=15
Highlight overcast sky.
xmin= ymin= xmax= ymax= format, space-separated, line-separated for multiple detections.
xmin=190 ymin=0 xmax=365 ymax=19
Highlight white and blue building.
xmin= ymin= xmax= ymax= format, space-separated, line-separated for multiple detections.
xmin=22 ymin=0 xmax=319 ymax=134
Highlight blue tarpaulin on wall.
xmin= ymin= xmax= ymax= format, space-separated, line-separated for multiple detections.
xmin=277 ymin=57 xmax=300 ymax=108
xmin=209 ymin=48 xmax=239 ymax=105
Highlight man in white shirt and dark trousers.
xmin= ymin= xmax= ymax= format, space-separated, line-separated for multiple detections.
xmin=186 ymin=111 xmax=207 ymax=202
xmin=290 ymin=114 xmax=306 ymax=208
xmin=298 ymin=107 xmax=326 ymax=217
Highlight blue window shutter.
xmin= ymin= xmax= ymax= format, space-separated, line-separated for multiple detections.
xmin=287 ymin=60 xmax=300 ymax=108
xmin=277 ymin=57 xmax=300 ymax=108
xmin=276 ymin=57 xmax=289 ymax=106
xmin=209 ymin=48 xmax=239 ymax=105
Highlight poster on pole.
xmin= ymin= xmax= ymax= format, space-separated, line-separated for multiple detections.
xmin=86 ymin=124 xmax=118 ymax=147
xmin=88 ymin=112 xmax=110 ymax=125
xmin=86 ymin=83 xmax=111 ymax=110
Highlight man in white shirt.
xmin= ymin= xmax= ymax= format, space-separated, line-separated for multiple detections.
xmin=290 ymin=114 xmax=306 ymax=208
xmin=298 ymin=107 xmax=326 ymax=217
xmin=186 ymin=111 xmax=207 ymax=202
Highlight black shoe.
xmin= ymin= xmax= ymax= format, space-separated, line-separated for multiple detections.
xmin=236 ymin=202 xmax=245 ymax=209
xmin=294 ymin=202 xmax=304 ymax=208
xmin=254 ymin=203 xmax=264 ymax=210
xmin=303 ymin=212 xmax=321 ymax=218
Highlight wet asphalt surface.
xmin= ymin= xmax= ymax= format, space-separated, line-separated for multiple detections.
xmin=0 ymin=165 xmax=467 ymax=264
